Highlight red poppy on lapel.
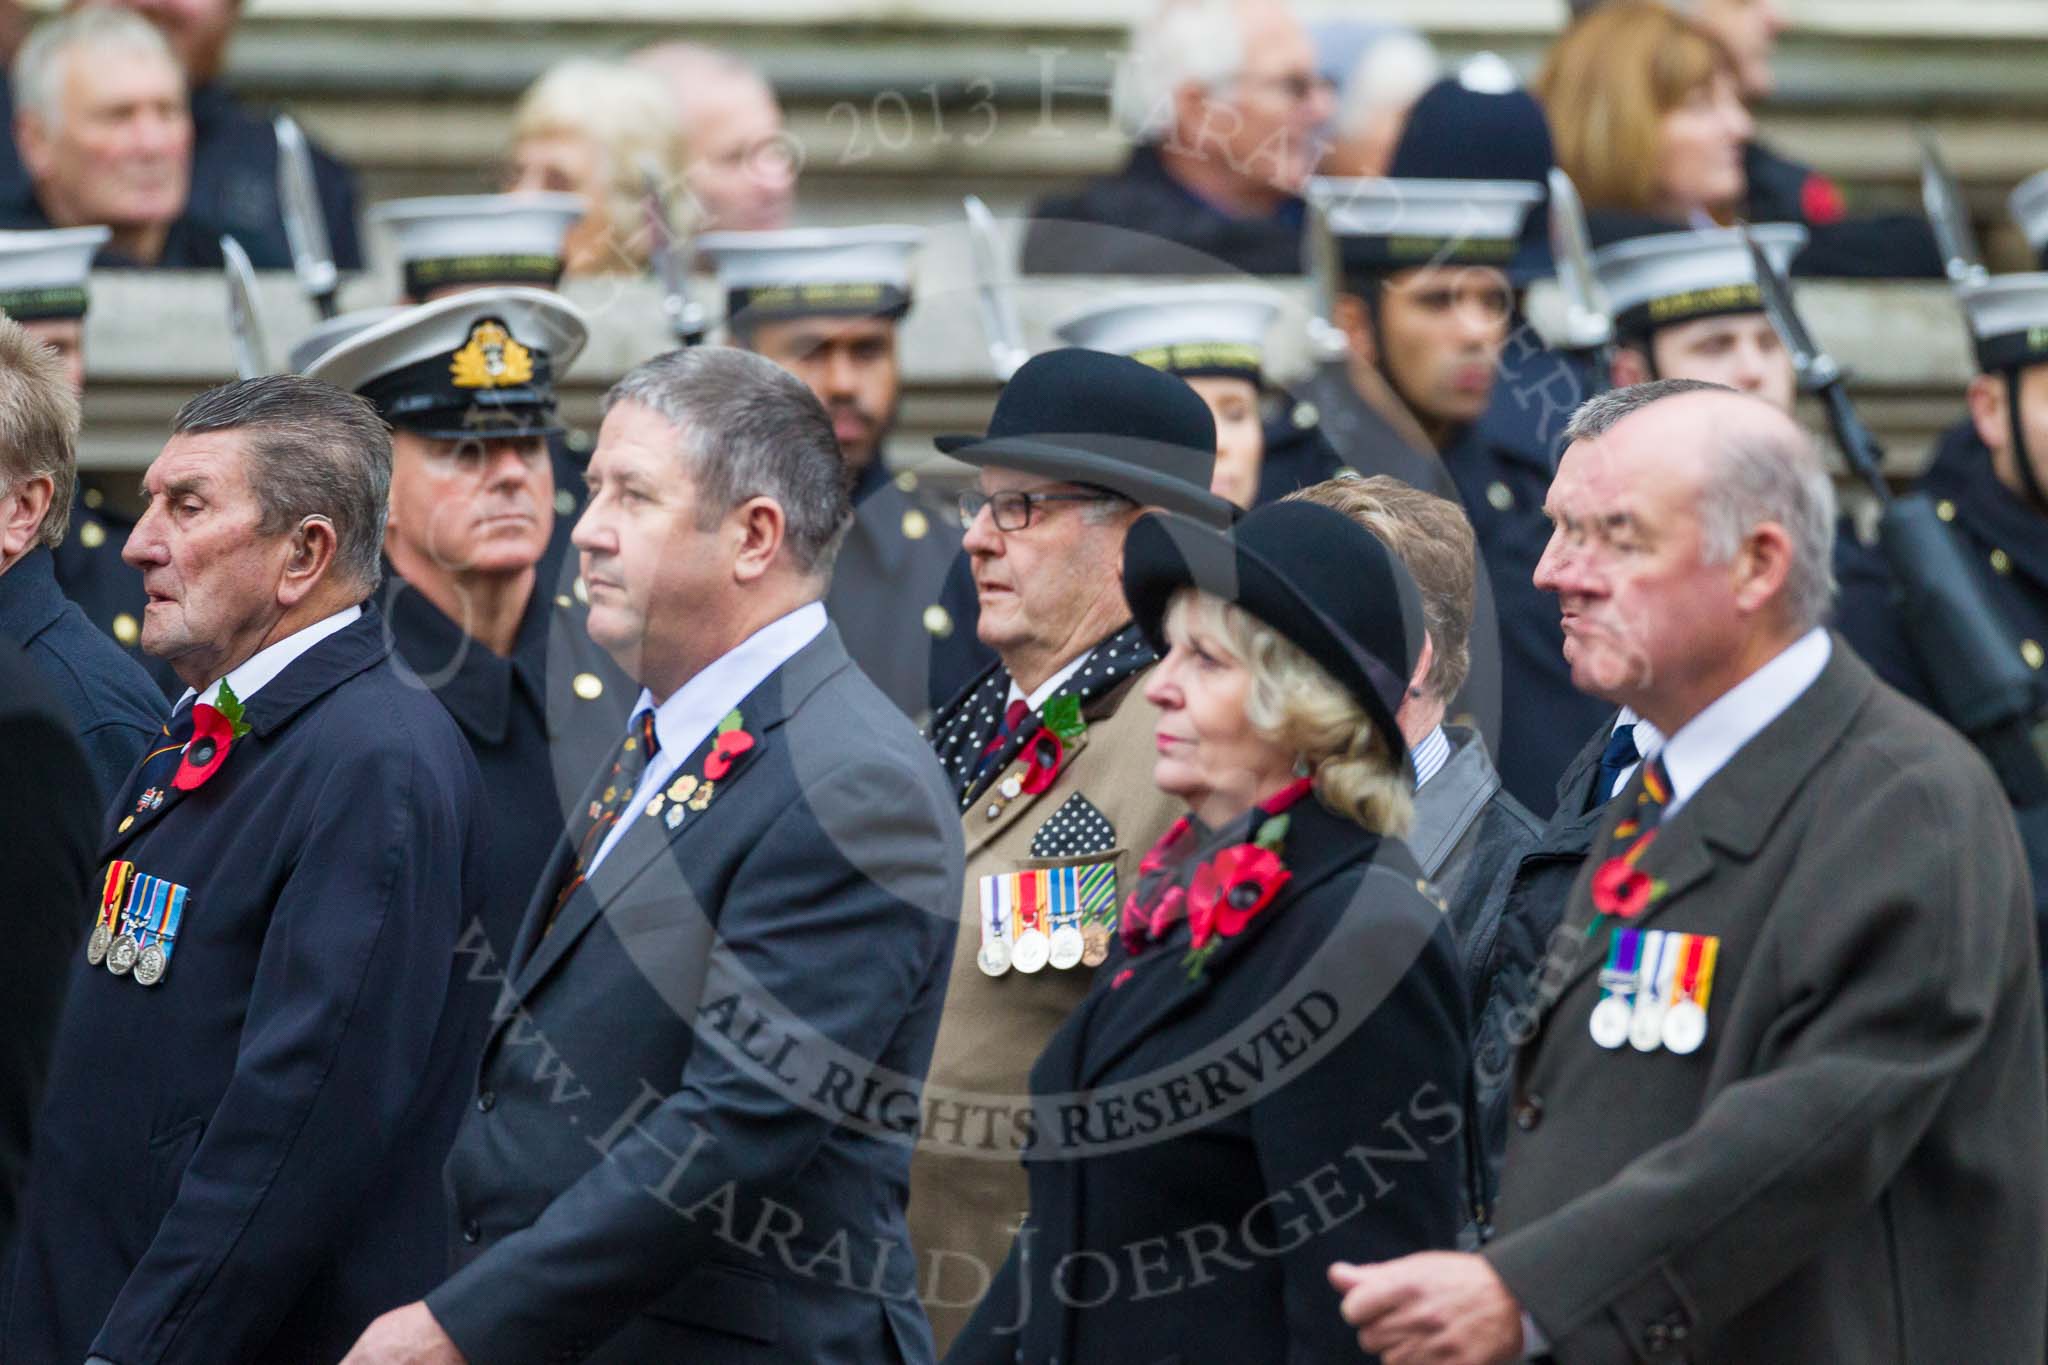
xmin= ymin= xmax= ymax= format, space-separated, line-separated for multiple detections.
xmin=1018 ymin=730 xmax=1065 ymax=795
xmin=703 ymin=729 xmax=756 ymax=781
xmin=172 ymin=704 xmax=235 ymax=791
xmin=1591 ymin=856 xmax=1656 ymax=918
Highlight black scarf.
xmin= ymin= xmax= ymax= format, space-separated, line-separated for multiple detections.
xmin=925 ymin=622 xmax=1156 ymax=809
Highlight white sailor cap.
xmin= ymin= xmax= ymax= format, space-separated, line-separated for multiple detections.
xmin=1593 ymin=223 xmax=1807 ymax=342
xmin=1308 ymin=176 xmax=1542 ymax=279
xmin=1053 ymin=284 xmax=1284 ymax=385
xmin=2009 ymin=170 xmax=2048 ymax=265
xmin=0 ymin=226 xmax=109 ymax=321
xmin=286 ymin=306 xmax=405 ymax=377
xmin=367 ymin=193 xmax=584 ymax=301
xmin=1959 ymin=273 xmax=2048 ymax=374
xmin=300 ymin=286 xmax=590 ymax=440
xmin=698 ymin=226 xmax=924 ymax=328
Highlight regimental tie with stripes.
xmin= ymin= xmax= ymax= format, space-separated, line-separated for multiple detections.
xmin=546 ymin=709 xmax=659 ymax=934
xmin=976 ymin=861 xmax=1119 ymax=978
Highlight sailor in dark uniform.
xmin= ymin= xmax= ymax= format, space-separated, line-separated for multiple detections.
xmin=297 ymin=285 xmax=630 ymax=988
xmin=700 ymin=226 xmax=979 ymax=721
xmin=369 ymin=193 xmax=595 ymax=542
xmin=1311 ymin=170 xmax=1603 ymax=815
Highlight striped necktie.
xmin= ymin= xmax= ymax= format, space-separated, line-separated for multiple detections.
xmin=546 ymin=708 xmax=659 ymax=932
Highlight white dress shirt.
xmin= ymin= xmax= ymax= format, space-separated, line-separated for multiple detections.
xmin=1657 ymin=628 xmax=1831 ymax=818
xmin=176 ymin=604 xmax=364 ymax=713
xmin=1005 ymin=651 xmax=1090 ymax=714
xmin=588 ymin=601 xmax=828 ymax=871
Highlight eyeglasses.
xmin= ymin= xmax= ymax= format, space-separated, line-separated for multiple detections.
xmin=958 ymin=489 xmax=1122 ymax=532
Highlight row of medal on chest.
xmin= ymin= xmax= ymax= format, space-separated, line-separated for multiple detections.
xmin=976 ymin=863 xmax=1119 ymax=977
xmin=1590 ymin=926 xmax=1720 ymax=1055
xmin=87 ymin=861 xmax=186 ymax=988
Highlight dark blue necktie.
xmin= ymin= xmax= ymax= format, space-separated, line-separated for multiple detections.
xmin=1592 ymin=722 xmax=1640 ymax=809
xmin=117 ymin=701 xmax=195 ymax=821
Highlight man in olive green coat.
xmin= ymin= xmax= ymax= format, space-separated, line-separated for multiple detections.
xmin=909 ymin=349 xmax=1233 ymax=1349
xmin=1334 ymin=381 xmax=2048 ymax=1364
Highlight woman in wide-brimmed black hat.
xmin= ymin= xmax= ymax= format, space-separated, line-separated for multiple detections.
xmin=947 ymin=500 xmax=1475 ymax=1365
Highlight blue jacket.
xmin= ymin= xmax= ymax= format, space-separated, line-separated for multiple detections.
xmin=2 ymin=607 xmax=487 ymax=1364
xmin=0 ymin=545 xmax=166 ymax=806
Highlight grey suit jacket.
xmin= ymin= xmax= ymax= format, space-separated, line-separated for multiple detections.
xmin=1485 ymin=642 xmax=2048 ymax=1364
xmin=427 ymin=626 xmax=964 ymax=1365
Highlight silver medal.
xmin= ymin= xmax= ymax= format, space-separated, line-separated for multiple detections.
xmin=1588 ymin=995 xmax=1632 ymax=1049
xmin=976 ymin=938 xmax=1012 ymax=977
xmin=1661 ymin=1000 xmax=1708 ymax=1054
xmin=1011 ymin=928 xmax=1050 ymax=974
xmin=1048 ymin=925 xmax=1085 ymax=971
xmin=134 ymin=944 xmax=168 ymax=987
xmin=1628 ymin=1001 xmax=1667 ymax=1053
xmin=106 ymin=932 xmax=140 ymax=977
xmin=86 ymin=924 xmax=112 ymax=967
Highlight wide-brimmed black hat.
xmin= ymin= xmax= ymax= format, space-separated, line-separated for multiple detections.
xmin=935 ymin=347 xmax=1235 ymax=526
xmin=1122 ymin=500 xmax=1427 ymax=783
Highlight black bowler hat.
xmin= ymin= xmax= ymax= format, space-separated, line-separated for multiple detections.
xmin=1122 ymin=500 xmax=1427 ymax=784
xmin=935 ymin=347 xmax=1235 ymax=527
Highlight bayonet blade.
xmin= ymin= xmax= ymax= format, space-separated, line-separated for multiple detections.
xmin=1915 ymin=124 xmax=1987 ymax=288
xmin=273 ymin=114 xmax=337 ymax=317
xmin=1546 ymin=168 xmax=1613 ymax=351
xmin=640 ymin=157 xmax=706 ymax=344
xmin=219 ymin=234 xmax=270 ymax=380
xmin=962 ymin=195 xmax=1030 ymax=381
xmin=1742 ymin=224 xmax=1837 ymax=391
xmin=1304 ymin=194 xmax=1349 ymax=363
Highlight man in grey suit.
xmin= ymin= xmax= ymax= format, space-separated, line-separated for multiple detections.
xmin=342 ymin=348 xmax=964 ymax=1365
xmin=1332 ymin=379 xmax=2048 ymax=1363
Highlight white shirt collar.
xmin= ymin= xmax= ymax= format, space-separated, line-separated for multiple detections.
xmin=1007 ymin=650 xmax=1091 ymax=714
xmin=177 ymin=604 xmax=363 ymax=713
xmin=589 ymin=601 xmax=828 ymax=871
xmin=1658 ymin=628 xmax=1831 ymax=817
xmin=1411 ymin=724 xmax=1453 ymax=789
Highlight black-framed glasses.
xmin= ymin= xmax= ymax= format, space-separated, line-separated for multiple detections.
xmin=958 ymin=489 xmax=1121 ymax=532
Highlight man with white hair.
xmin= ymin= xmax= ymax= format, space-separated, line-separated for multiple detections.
xmin=1021 ymin=0 xmax=1331 ymax=276
xmin=0 ymin=0 xmax=361 ymax=269
xmin=630 ymin=41 xmax=795 ymax=232
xmin=1332 ymin=379 xmax=2048 ymax=1364
xmin=1 ymin=8 xmax=217 ymax=267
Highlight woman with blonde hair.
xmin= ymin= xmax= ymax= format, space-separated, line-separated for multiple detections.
xmin=946 ymin=499 xmax=1473 ymax=1364
xmin=1537 ymin=1 xmax=1753 ymax=227
xmin=506 ymin=58 xmax=689 ymax=276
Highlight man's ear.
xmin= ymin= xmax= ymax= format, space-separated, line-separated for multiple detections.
xmin=0 ymin=473 xmax=52 ymax=562
xmin=277 ymin=515 xmax=339 ymax=607
xmin=1333 ymin=292 xmax=1376 ymax=369
xmin=1967 ymin=372 xmax=2007 ymax=454
xmin=14 ymin=113 xmax=50 ymax=187
xmin=730 ymin=496 xmax=787 ymax=583
xmin=1732 ymin=521 xmax=1796 ymax=619
xmin=1610 ymin=345 xmax=1652 ymax=390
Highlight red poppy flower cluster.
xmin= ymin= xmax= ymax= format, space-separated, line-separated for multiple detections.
xmin=1591 ymin=856 xmax=1655 ymax=918
xmin=171 ymin=704 xmax=236 ymax=791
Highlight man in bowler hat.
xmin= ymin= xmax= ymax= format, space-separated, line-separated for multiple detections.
xmin=909 ymin=348 xmax=1237 ymax=1347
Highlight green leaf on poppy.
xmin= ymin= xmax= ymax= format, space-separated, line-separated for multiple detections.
xmin=214 ymin=679 xmax=253 ymax=739
xmin=717 ymin=709 xmax=744 ymax=735
xmin=1041 ymin=695 xmax=1086 ymax=741
xmin=1253 ymin=812 xmax=1291 ymax=852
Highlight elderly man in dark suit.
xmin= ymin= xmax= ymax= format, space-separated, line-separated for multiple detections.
xmin=1332 ymin=379 xmax=2048 ymax=1363
xmin=0 ymin=315 xmax=164 ymax=801
xmin=343 ymin=346 xmax=963 ymax=1365
xmin=3 ymin=376 xmax=487 ymax=1365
